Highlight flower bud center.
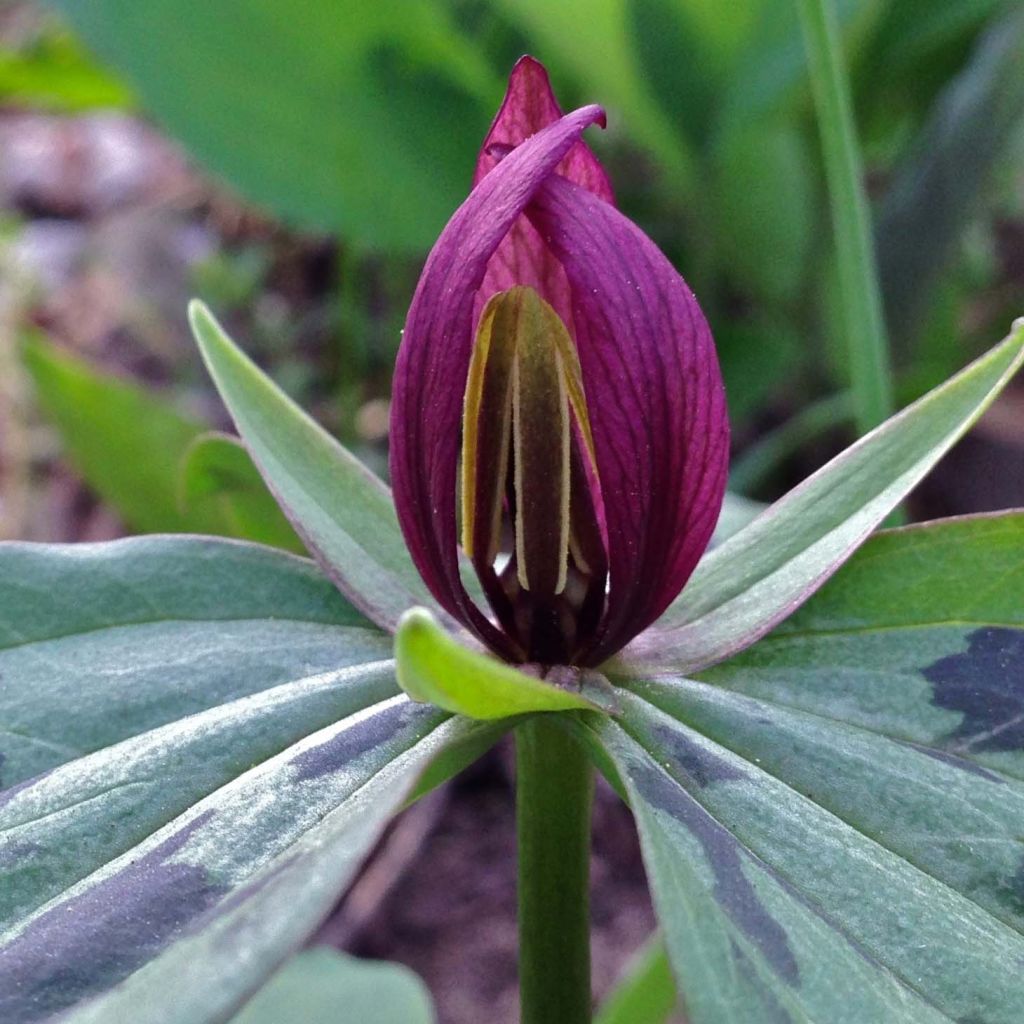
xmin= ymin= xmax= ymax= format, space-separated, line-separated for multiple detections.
xmin=461 ymin=286 xmax=607 ymax=663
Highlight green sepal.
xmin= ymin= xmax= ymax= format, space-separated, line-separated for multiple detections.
xmin=395 ymin=608 xmax=617 ymax=720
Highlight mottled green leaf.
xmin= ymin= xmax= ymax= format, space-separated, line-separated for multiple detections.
xmin=46 ymin=0 xmax=499 ymax=251
xmin=179 ymin=432 xmax=304 ymax=553
xmin=229 ymin=949 xmax=435 ymax=1024
xmin=702 ymin=512 xmax=1024 ymax=780
xmin=588 ymin=688 xmax=1024 ymax=1023
xmin=1 ymin=697 xmax=486 ymax=1024
xmin=0 ymin=656 xmax=398 ymax=932
xmin=0 ymin=536 xmax=376 ymax=789
xmin=0 ymin=533 xmax=503 ymax=1023
xmin=634 ymin=321 xmax=1024 ymax=672
xmin=190 ymin=301 xmax=441 ymax=632
xmin=595 ymin=511 xmax=1024 ymax=1023
xmin=395 ymin=608 xmax=614 ymax=719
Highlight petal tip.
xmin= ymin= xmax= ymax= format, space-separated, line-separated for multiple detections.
xmin=510 ymin=53 xmax=549 ymax=78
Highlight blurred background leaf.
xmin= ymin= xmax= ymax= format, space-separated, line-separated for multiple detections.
xmin=229 ymin=949 xmax=435 ymax=1024
xmin=876 ymin=7 xmax=1024 ymax=359
xmin=0 ymin=0 xmax=1013 ymax=512
xmin=44 ymin=0 xmax=501 ymax=252
xmin=709 ymin=121 xmax=816 ymax=307
xmin=23 ymin=331 xmax=301 ymax=548
xmin=178 ymin=431 xmax=304 ymax=553
xmin=15 ymin=0 xmax=1019 ymax=429
xmin=0 ymin=20 xmax=132 ymax=110
xmin=493 ymin=0 xmax=696 ymax=185
xmin=23 ymin=331 xmax=217 ymax=534
xmin=594 ymin=933 xmax=677 ymax=1024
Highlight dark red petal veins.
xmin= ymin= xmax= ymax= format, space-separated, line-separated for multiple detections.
xmin=473 ymin=56 xmax=616 ymax=337
xmin=473 ymin=56 xmax=614 ymax=202
xmin=389 ymin=106 xmax=606 ymax=654
xmin=527 ymin=175 xmax=730 ymax=663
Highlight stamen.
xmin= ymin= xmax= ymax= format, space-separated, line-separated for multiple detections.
xmin=460 ymin=285 xmax=606 ymax=660
xmin=511 ymin=292 xmax=572 ymax=595
xmin=461 ymin=293 xmax=516 ymax=565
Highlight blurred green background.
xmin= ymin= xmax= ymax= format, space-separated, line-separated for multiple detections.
xmin=1 ymin=0 xmax=1022 ymax=543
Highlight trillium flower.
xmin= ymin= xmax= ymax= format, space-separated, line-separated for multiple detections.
xmin=390 ymin=57 xmax=730 ymax=668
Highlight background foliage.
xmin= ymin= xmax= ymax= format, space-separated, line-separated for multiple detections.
xmin=2 ymin=0 xmax=1022 ymax=526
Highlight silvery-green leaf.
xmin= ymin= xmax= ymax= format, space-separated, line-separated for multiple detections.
xmin=190 ymin=301 xmax=447 ymax=633
xmin=0 ymin=535 xmax=505 ymax=1022
xmin=587 ymin=700 xmax=1024 ymax=1023
xmin=701 ymin=511 xmax=1024 ymax=780
xmin=1 ymin=698 xmax=496 ymax=1024
xmin=0 ymin=659 xmax=398 ymax=931
xmin=0 ymin=536 xmax=382 ymax=788
xmin=594 ymin=512 xmax=1024 ymax=1023
xmin=633 ymin=321 xmax=1024 ymax=673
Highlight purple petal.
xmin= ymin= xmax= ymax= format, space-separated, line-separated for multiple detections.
xmin=474 ymin=56 xmax=614 ymax=200
xmin=390 ymin=105 xmax=606 ymax=655
xmin=473 ymin=57 xmax=615 ymax=334
xmin=527 ymin=175 xmax=730 ymax=663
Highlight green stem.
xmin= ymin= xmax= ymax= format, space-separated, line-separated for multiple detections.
xmin=796 ymin=0 xmax=894 ymax=436
xmin=516 ymin=716 xmax=593 ymax=1024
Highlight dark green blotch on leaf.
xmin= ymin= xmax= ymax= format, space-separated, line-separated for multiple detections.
xmin=650 ymin=723 xmax=747 ymax=788
xmin=926 ymin=627 xmax=1024 ymax=753
xmin=289 ymin=701 xmax=426 ymax=783
xmin=0 ymin=811 xmax=227 ymax=1023
xmin=634 ymin=764 xmax=799 ymax=983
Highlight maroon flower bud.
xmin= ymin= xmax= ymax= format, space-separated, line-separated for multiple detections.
xmin=390 ymin=57 xmax=729 ymax=666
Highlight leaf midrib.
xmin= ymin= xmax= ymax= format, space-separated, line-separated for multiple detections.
xmin=0 ymin=614 xmax=375 ymax=655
